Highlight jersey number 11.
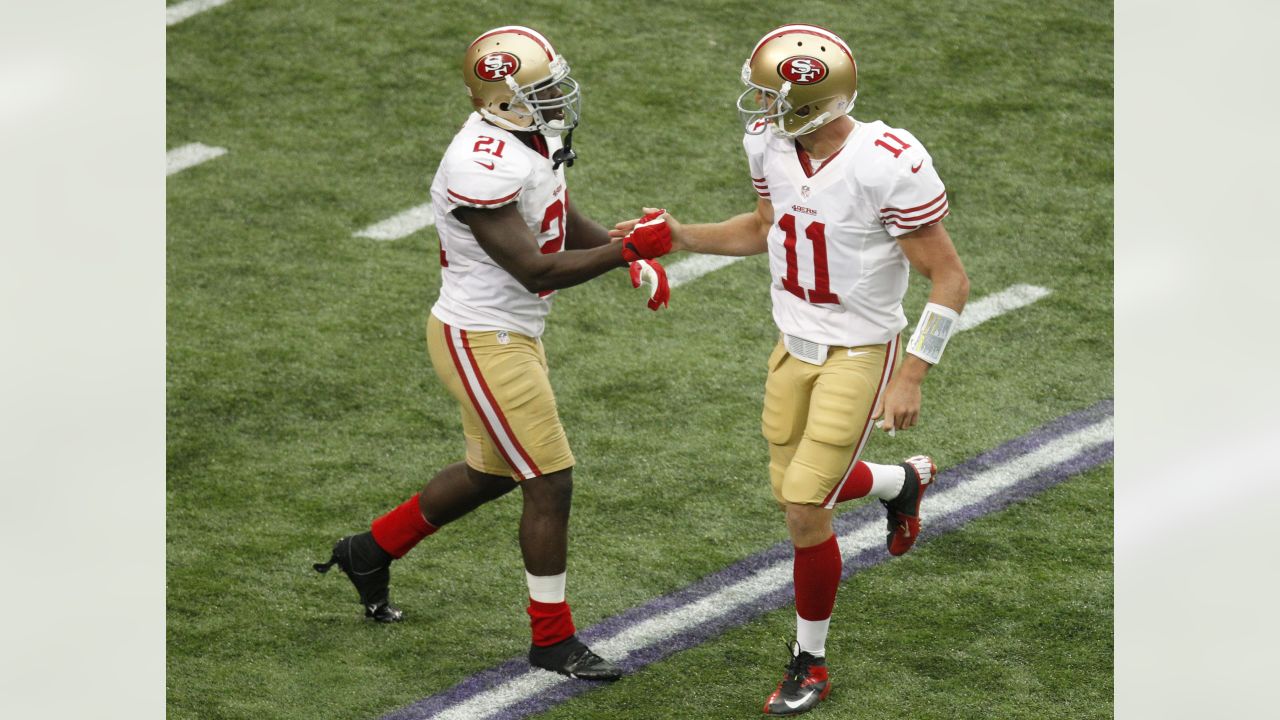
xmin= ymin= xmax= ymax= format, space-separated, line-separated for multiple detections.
xmin=778 ymin=213 xmax=839 ymax=305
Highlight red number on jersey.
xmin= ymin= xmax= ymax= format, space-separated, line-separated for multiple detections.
xmin=873 ymin=131 xmax=912 ymax=159
xmin=536 ymin=199 xmax=566 ymax=297
xmin=777 ymin=213 xmax=839 ymax=305
xmin=473 ymin=136 xmax=507 ymax=157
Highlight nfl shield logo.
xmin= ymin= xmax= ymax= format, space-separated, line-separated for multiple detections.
xmin=801 ymin=185 xmax=811 ymax=199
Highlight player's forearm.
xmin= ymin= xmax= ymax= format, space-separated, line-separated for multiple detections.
xmin=925 ymin=265 xmax=970 ymax=315
xmin=565 ymin=209 xmax=614 ymax=250
xmin=679 ymin=212 xmax=769 ymax=256
xmin=518 ymin=244 xmax=626 ymax=293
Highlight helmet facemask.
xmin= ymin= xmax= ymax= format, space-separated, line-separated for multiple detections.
xmin=737 ymin=62 xmax=793 ymax=135
xmin=500 ymin=57 xmax=581 ymax=136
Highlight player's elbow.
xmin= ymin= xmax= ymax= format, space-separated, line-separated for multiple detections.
xmin=514 ymin=267 xmax=554 ymax=294
xmin=516 ymin=273 xmax=549 ymax=294
xmin=954 ymin=267 xmax=970 ymax=300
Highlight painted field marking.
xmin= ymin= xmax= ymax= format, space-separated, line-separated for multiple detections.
xmin=668 ymin=254 xmax=745 ymax=287
xmin=957 ymin=284 xmax=1052 ymax=331
xmin=166 ymin=0 xmax=233 ymax=26
xmin=166 ymin=143 xmax=227 ymax=176
xmin=354 ymin=203 xmax=435 ymax=241
xmin=381 ymin=400 xmax=1114 ymax=720
xmin=666 ymin=256 xmax=1051 ymax=331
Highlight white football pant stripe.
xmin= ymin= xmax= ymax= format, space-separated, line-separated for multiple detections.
xmin=448 ymin=326 xmax=537 ymax=480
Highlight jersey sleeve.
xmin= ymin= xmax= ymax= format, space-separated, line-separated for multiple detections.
xmin=443 ymin=140 xmax=532 ymax=210
xmin=876 ymin=130 xmax=949 ymax=237
xmin=743 ymin=131 xmax=770 ymax=200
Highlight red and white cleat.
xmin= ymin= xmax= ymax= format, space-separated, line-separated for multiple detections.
xmin=882 ymin=455 xmax=937 ymax=556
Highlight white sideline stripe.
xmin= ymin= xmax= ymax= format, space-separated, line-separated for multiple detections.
xmin=428 ymin=417 xmax=1113 ymax=720
xmin=956 ymin=284 xmax=1051 ymax=332
xmin=166 ymin=0 xmax=233 ymax=26
xmin=354 ymin=203 xmax=436 ymax=241
xmin=667 ymin=254 xmax=745 ymax=287
xmin=166 ymin=143 xmax=227 ymax=176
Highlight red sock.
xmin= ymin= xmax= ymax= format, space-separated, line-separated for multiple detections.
xmin=835 ymin=461 xmax=873 ymax=503
xmin=369 ymin=493 xmax=438 ymax=558
xmin=794 ymin=534 xmax=842 ymax=621
xmin=527 ymin=599 xmax=576 ymax=647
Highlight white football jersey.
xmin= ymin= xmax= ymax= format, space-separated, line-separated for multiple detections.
xmin=746 ymin=119 xmax=950 ymax=347
xmin=430 ymin=113 xmax=569 ymax=338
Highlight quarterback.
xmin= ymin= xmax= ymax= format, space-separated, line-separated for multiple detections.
xmin=613 ymin=24 xmax=970 ymax=715
xmin=314 ymin=26 xmax=672 ymax=681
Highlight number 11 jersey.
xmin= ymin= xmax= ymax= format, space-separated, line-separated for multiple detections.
xmin=745 ymin=119 xmax=950 ymax=347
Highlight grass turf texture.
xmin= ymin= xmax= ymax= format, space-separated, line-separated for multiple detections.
xmin=167 ymin=0 xmax=1112 ymax=718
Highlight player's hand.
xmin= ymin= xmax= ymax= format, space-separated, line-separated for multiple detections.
xmin=611 ymin=208 xmax=677 ymax=259
xmin=629 ymin=259 xmax=669 ymax=311
xmin=873 ymin=374 xmax=923 ymax=435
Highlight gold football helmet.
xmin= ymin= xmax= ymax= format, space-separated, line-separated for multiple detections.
xmin=462 ymin=26 xmax=580 ymax=135
xmin=737 ymin=24 xmax=858 ymax=137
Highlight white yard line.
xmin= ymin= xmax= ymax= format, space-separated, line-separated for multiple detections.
xmin=426 ymin=417 xmax=1113 ymax=720
xmin=166 ymin=0 xmax=233 ymax=26
xmin=956 ymin=284 xmax=1052 ymax=331
xmin=166 ymin=143 xmax=227 ymax=176
xmin=354 ymin=203 xmax=436 ymax=241
xmin=667 ymin=254 xmax=745 ymax=287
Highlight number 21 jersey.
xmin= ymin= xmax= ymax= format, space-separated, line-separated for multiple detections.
xmin=746 ymin=119 xmax=950 ymax=347
xmin=430 ymin=113 xmax=568 ymax=338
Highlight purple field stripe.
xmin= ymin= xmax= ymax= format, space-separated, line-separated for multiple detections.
xmin=380 ymin=399 xmax=1113 ymax=720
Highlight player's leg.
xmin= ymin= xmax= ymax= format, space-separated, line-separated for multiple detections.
xmin=760 ymin=343 xmax=834 ymax=715
xmin=498 ymin=339 xmax=620 ymax=680
xmin=313 ymin=315 xmax=522 ymax=621
xmin=313 ymin=462 xmax=516 ymax=622
xmin=823 ymin=338 xmax=938 ymax=555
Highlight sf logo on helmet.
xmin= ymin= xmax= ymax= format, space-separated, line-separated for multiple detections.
xmin=777 ymin=56 xmax=828 ymax=85
xmin=476 ymin=52 xmax=520 ymax=81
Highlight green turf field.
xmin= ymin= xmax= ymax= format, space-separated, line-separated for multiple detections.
xmin=167 ymin=0 xmax=1113 ymax=718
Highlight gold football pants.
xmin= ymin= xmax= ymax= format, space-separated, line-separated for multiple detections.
xmin=761 ymin=335 xmax=900 ymax=506
xmin=426 ymin=313 xmax=575 ymax=480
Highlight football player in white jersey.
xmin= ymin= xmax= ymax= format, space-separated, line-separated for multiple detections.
xmin=314 ymin=26 xmax=673 ymax=681
xmin=612 ymin=24 xmax=970 ymax=715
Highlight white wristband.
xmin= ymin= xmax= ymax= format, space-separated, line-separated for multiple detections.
xmin=905 ymin=302 xmax=960 ymax=365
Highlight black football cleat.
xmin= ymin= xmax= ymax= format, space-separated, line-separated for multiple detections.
xmin=313 ymin=532 xmax=404 ymax=623
xmin=881 ymin=455 xmax=937 ymax=556
xmin=528 ymin=635 xmax=622 ymax=681
xmin=763 ymin=641 xmax=831 ymax=715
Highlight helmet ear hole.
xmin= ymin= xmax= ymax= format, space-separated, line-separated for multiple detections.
xmin=795 ymin=105 xmax=811 ymax=117
xmin=499 ymin=102 xmax=510 ymax=111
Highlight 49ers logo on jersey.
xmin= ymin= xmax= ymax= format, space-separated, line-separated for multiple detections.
xmin=475 ymin=52 xmax=520 ymax=81
xmin=777 ymin=56 xmax=828 ymax=85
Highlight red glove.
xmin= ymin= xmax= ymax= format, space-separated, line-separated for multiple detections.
xmin=629 ymin=259 xmax=669 ymax=311
xmin=620 ymin=209 xmax=672 ymax=262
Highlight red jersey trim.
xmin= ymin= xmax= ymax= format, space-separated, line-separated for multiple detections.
xmin=881 ymin=190 xmax=946 ymax=215
xmin=886 ymin=206 xmax=950 ymax=231
xmin=448 ymin=188 xmax=521 ymax=206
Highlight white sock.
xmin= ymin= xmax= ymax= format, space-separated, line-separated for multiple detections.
xmin=796 ymin=614 xmax=831 ymax=657
xmin=865 ymin=462 xmax=906 ymax=500
xmin=525 ymin=571 xmax=567 ymax=603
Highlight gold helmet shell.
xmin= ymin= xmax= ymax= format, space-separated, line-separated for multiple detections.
xmin=462 ymin=26 xmax=581 ymax=134
xmin=737 ymin=24 xmax=858 ymax=137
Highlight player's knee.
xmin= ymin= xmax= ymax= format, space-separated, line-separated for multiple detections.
xmin=522 ymin=469 xmax=574 ymax=516
xmin=784 ymin=503 xmax=832 ymax=543
xmin=465 ymin=465 xmax=519 ymax=501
